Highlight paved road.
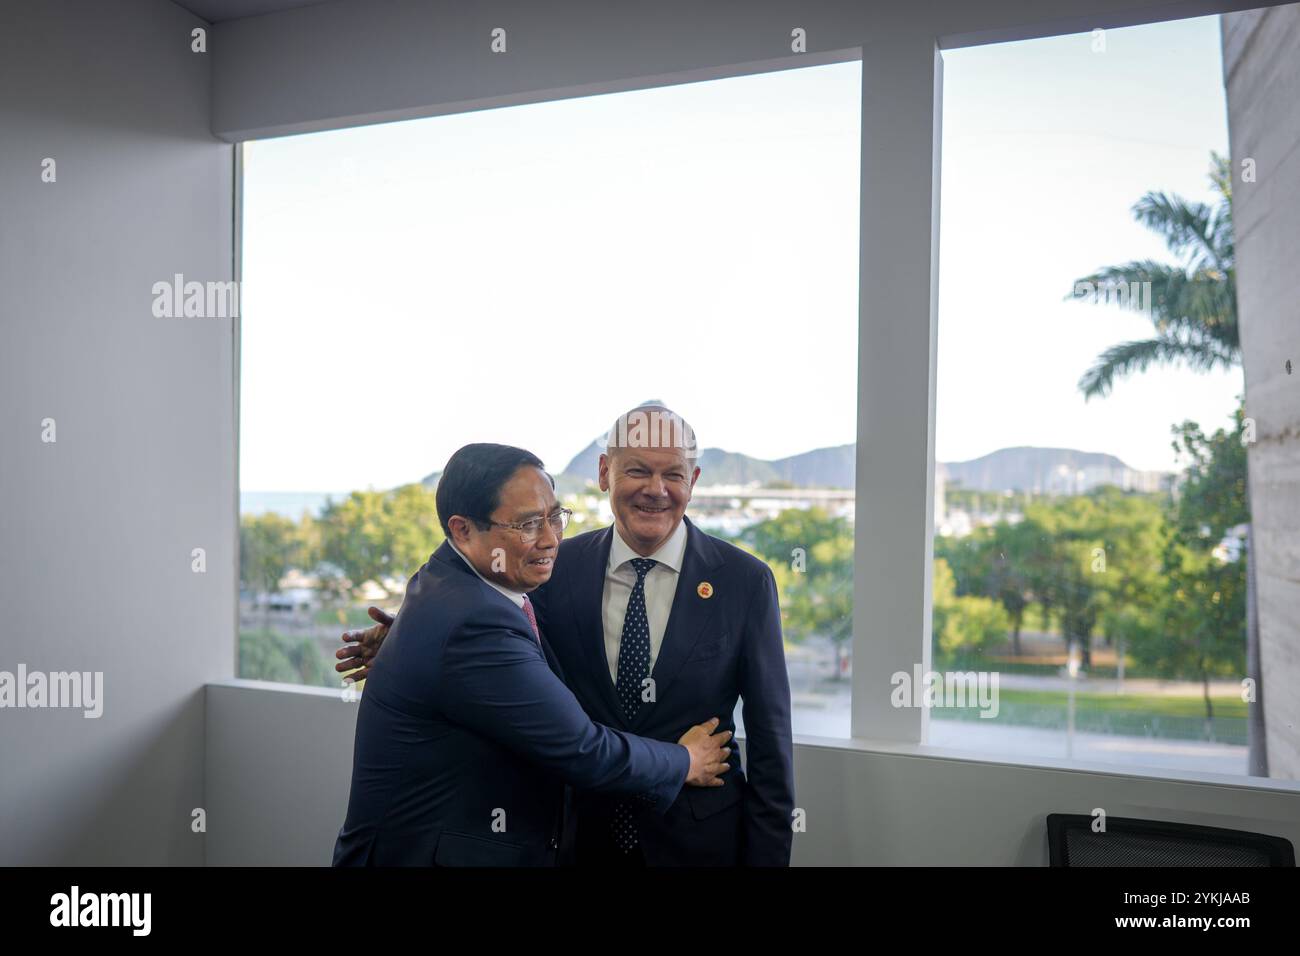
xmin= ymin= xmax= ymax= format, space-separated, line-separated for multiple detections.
xmin=775 ymin=695 xmax=1247 ymax=775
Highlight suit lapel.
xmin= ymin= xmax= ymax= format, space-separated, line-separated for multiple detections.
xmin=634 ymin=518 xmax=724 ymax=731
xmin=571 ymin=526 xmax=624 ymax=723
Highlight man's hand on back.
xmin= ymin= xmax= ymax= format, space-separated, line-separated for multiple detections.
xmin=335 ymin=606 xmax=394 ymax=682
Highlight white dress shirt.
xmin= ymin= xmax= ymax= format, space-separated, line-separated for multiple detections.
xmin=602 ymin=519 xmax=689 ymax=683
xmin=448 ymin=540 xmax=527 ymax=609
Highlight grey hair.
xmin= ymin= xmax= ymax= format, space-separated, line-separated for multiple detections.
xmin=603 ymin=403 xmax=699 ymax=462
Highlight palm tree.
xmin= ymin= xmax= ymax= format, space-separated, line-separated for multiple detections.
xmin=1073 ymin=153 xmax=1238 ymax=399
xmin=1069 ymin=152 xmax=1266 ymax=776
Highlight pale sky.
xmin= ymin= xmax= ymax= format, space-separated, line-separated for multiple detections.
xmin=241 ymin=14 xmax=1241 ymax=492
xmin=937 ymin=16 xmax=1241 ymax=473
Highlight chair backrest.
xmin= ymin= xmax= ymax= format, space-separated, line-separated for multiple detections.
xmin=1046 ymin=813 xmax=1295 ymax=867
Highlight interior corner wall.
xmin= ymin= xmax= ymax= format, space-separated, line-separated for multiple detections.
xmin=0 ymin=0 xmax=235 ymax=864
xmin=1221 ymin=3 xmax=1300 ymax=781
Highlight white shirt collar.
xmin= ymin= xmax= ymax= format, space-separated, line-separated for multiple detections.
xmin=448 ymin=539 xmax=527 ymax=608
xmin=608 ymin=517 xmax=688 ymax=575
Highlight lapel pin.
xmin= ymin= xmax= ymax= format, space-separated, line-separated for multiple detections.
xmin=697 ymin=581 xmax=714 ymax=599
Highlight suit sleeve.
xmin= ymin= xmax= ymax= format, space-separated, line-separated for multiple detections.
xmin=738 ymin=565 xmax=796 ymax=865
xmin=435 ymin=613 xmax=689 ymax=812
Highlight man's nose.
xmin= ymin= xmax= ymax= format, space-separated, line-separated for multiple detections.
xmin=535 ymin=519 xmax=560 ymax=549
xmin=644 ymin=473 xmax=667 ymax=497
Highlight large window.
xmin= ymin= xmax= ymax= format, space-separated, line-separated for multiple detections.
xmin=933 ymin=15 xmax=1266 ymax=777
xmin=239 ymin=61 xmax=861 ymax=736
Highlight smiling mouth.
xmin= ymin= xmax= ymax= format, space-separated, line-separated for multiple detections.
xmin=528 ymin=557 xmax=554 ymax=568
xmin=634 ymin=504 xmax=669 ymax=516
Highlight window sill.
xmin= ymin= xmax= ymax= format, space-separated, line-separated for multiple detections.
xmin=207 ymin=680 xmax=1300 ymax=795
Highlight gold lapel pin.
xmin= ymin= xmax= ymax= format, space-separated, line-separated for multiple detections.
xmin=697 ymin=581 xmax=714 ymax=599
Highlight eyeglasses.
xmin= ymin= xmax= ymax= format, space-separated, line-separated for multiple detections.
xmin=478 ymin=508 xmax=573 ymax=542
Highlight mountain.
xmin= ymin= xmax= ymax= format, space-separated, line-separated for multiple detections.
xmin=557 ymin=440 xmax=604 ymax=487
xmin=422 ymin=440 xmax=1169 ymax=496
xmin=556 ymin=442 xmax=790 ymax=487
xmin=554 ymin=441 xmax=778 ymax=489
xmin=938 ymin=446 xmax=1170 ymax=495
xmin=555 ymin=440 xmax=1166 ymax=494
xmin=770 ymin=443 xmax=856 ymax=488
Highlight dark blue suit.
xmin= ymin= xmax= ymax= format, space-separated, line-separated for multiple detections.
xmin=333 ymin=542 xmax=689 ymax=866
xmin=532 ymin=517 xmax=795 ymax=866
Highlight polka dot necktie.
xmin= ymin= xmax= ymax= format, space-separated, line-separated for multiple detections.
xmin=612 ymin=557 xmax=657 ymax=852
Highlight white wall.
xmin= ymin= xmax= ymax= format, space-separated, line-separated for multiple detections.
xmin=207 ymin=681 xmax=1300 ymax=865
xmin=201 ymin=0 xmax=1300 ymax=865
xmin=0 ymin=0 xmax=234 ymax=865
xmin=4 ymin=0 xmax=1295 ymax=867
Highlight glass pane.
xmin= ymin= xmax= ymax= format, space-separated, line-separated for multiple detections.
xmin=239 ymin=61 xmax=861 ymax=738
xmin=933 ymin=11 xmax=1291 ymax=779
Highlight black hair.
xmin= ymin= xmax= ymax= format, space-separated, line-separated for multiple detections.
xmin=435 ymin=443 xmax=553 ymax=537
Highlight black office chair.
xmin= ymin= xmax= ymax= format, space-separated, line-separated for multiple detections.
xmin=1047 ymin=813 xmax=1295 ymax=866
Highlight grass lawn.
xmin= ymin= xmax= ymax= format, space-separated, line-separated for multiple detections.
xmin=931 ymin=689 xmax=1248 ymax=743
xmin=993 ymin=689 xmax=1247 ymax=720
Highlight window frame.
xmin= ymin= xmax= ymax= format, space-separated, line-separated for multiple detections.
xmin=230 ymin=2 xmax=1298 ymax=794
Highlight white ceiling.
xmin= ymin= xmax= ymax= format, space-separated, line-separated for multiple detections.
xmin=170 ymin=0 xmax=331 ymax=23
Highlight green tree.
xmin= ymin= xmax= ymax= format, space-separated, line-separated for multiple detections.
xmin=1136 ymin=541 xmax=1243 ymax=735
xmin=937 ymin=489 xmax=1168 ymax=670
xmin=1169 ymin=404 xmax=1249 ymax=545
xmin=1090 ymin=489 xmax=1168 ymax=679
xmin=318 ymin=484 xmax=444 ymax=597
xmin=1071 ymin=153 xmax=1238 ymax=400
xmin=384 ymin=483 xmax=447 ymax=580
xmin=936 ymin=520 xmax=1036 ymax=656
xmin=1069 ymin=152 xmax=1262 ymax=771
xmin=985 ymin=520 xmax=1037 ymax=656
xmin=1019 ymin=495 xmax=1110 ymax=669
xmin=931 ymin=557 xmax=1011 ymax=663
xmin=239 ymin=628 xmax=335 ymax=687
xmin=742 ymin=508 xmax=854 ymax=676
xmin=1132 ymin=405 xmax=1249 ymax=729
xmin=239 ymin=512 xmax=308 ymax=627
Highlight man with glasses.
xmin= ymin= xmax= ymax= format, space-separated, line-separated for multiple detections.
xmin=338 ymin=408 xmax=795 ymax=866
xmin=332 ymin=442 xmax=733 ymax=866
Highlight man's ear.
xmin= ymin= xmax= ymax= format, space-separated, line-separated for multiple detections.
xmin=597 ymin=453 xmax=611 ymax=492
xmin=447 ymin=515 xmax=474 ymax=548
xmin=688 ymin=465 xmax=701 ymax=494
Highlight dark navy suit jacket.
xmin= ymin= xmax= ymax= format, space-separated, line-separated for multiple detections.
xmin=332 ymin=541 xmax=690 ymax=866
xmin=532 ymin=517 xmax=795 ymax=866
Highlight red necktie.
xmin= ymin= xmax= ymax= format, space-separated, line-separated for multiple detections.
xmin=521 ymin=594 xmax=541 ymax=644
